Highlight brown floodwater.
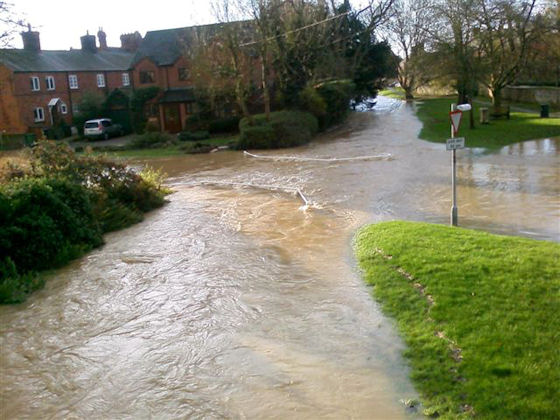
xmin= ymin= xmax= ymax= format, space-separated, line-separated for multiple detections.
xmin=1 ymin=97 xmax=558 ymax=419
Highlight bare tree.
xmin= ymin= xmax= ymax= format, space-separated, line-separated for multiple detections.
xmin=0 ymin=1 xmax=26 ymax=47
xmin=474 ymin=0 xmax=541 ymax=109
xmin=385 ymin=0 xmax=434 ymax=99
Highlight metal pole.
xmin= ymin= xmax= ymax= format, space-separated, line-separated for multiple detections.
xmin=450 ymin=104 xmax=458 ymax=226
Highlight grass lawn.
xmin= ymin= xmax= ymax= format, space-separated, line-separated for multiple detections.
xmin=416 ymin=98 xmax=560 ymax=149
xmin=356 ymin=221 xmax=560 ymax=419
xmin=105 ymin=136 xmax=238 ymax=159
xmin=379 ymin=87 xmax=406 ymax=100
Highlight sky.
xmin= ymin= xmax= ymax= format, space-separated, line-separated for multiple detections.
xmin=6 ymin=0 xmax=218 ymax=50
xmin=6 ymin=0 xmax=371 ymax=51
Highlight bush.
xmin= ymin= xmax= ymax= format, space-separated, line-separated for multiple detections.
xmin=0 ymin=177 xmax=103 ymax=273
xmin=316 ymin=80 xmax=355 ymax=130
xmin=209 ymin=116 xmax=241 ymax=134
xmin=178 ymin=130 xmax=210 ymax=141
xmin=236 ymin=111 xmax=318 ymax=150
xmin=0 ymin=141 xmax=169 ymax=303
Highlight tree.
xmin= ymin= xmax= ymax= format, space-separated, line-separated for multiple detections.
xmin=384 ymin=0 xmax=434 ymax=99
xmin=474 ymin=0 xmax=540 ymax=109
xmin=0 ymin=1 xmax=26 ymax=47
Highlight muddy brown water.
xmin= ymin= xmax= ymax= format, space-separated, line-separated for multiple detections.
xmin=1 ymin=97 xmax=558 ymax=419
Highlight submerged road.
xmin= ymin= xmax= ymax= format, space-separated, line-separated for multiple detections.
xmin=1 ymin=97 xmax=558 ymax=418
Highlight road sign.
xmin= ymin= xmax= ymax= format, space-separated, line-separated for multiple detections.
xmin=449 ymin=110 xmax=463 ymax=135
xmin=446 ymin=137 xmax=465 ymax=150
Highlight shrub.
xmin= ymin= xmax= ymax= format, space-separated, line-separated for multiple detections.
xmin=236 ymin=111 xmax=318 ymax=150
xmin=209 ymin=116 xmax=241 ymax=134
xmin=0 ymin=177 xmax=103 ymax=273
xmin=316 ymin=80 xmax=355 ymax=129
xmin=178 ymin=131 xmax=210 ymax=141
xmin=0 ymin=141 xmax=169 ymax=303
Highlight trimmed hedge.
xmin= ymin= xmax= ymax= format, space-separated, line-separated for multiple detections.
xmin=236 ymin=111 xmax=319 ymax=150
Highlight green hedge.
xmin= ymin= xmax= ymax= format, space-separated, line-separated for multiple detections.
xmin=236 ymin=111 xmax=318 ymax=150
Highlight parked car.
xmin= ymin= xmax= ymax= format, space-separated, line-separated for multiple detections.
xmin=84 ymin=118 xmax=124 ymax=140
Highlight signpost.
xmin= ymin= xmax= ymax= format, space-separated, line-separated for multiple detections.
xmin=448 ymin=104 xmax=469 ymax=226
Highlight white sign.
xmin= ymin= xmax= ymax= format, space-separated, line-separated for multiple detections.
xmin=446 ymin=137 xmax=465 ymax=150
xmin=449 ymin=110 xmax=463 ymax=135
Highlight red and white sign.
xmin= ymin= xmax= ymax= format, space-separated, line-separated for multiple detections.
xmin=449 ymin=110 xmax=463 ymax=136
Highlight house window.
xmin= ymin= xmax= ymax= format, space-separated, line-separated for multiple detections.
xmin=33 ymin=107 xmax=44 ymax=122
xmin=60 ymin=103 xmax=68 ymax=114
xmin=97 ymin=73 xmax=106 ymax=88
xmin=178 ymin=68 xmax=188 ymax=81
xmin=72 ymin=103 xmax=80 ymax=114
xmin=122 ymin=72 xmax=130 ymax=86
xmin=140 ymin=70 xmax=155 ymax=84
xmin=46 ymin=75 xmax=55 ymax=90
xmin=69 ymin=74 xmax=78 ymax=89
xmin=30 ymin=76 xmax=40 ymax=91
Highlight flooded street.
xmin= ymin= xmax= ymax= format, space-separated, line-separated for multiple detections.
xmin=1 ymin=97 xmax=558 ymax=419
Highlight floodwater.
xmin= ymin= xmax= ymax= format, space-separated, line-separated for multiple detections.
xmin=1 ymin=97 xmax=558 ymax=419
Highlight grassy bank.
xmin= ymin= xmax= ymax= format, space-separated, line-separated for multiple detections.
xmin=416 ymin=98 xmax=560 ymax=148
xmin=356 ymin=221 xmax=560 ymax=418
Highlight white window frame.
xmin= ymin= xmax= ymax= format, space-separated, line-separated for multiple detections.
xmin=72 ymin=103 xmax=80 ymax=115
xmin=122 ymin=72 xmax=130 ymax=87
xmin=69 ymin=74 xmax=78 ymax=89
xmin=96 ymin=73 xmax=106 ymax=88
xmin=31 ymin=76 xmax=40 ymax=91
xmin=46 ymin=75 xmax=55 ymax=90
xmin=60 ymin=103 xmax=68 ymax=114
xmin=34 ymin=107 xmax=45 ymax=122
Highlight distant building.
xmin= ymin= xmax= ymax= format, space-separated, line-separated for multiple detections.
xmin=0 ymin=27 xmax=135 ymax=136
xmin=0 ymin=22 xmax=258 ymax=136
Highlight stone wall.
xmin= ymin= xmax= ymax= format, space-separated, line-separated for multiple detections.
xmin=482 ymin=86 xmax=560 ymax=107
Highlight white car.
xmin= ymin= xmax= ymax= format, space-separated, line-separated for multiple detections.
xmin=84 ymin=118 xmax=124 ymax=140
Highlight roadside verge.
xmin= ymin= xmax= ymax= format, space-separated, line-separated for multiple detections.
xmin=355 ymin=221 xmax=560 ymax=418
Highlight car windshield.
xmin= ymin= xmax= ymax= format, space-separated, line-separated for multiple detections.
xmin=84 ymin=122 xmax=99 ymax=128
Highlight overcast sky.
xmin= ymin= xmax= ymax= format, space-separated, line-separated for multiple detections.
xmin=6 ymin=0 xmax=219 ymax=50
xmin=6 ymin=0 xmax=372 ymax=50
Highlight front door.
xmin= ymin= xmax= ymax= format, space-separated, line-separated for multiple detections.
xmin=163 ymin=103 xmax=181 ymax=133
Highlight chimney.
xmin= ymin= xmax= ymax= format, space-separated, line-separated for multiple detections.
xmin=120 ymin=31 xmax=142 ymax=52
xmin=97 ymin=28 xmax=107 ymax=50
xmin=21 ymin=24 xmax=41 ymax=52
xmin=80 ymin=31 xmax=97 ymax=53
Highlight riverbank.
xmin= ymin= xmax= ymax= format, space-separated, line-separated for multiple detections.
xmin=356 ymin=221 xmax=560 ymax=418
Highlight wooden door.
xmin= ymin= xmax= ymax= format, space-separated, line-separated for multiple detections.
xmin=163 ymin=103 xmax=181 ymax=133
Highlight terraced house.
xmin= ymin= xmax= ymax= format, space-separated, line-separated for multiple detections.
xmin=0 ymin=27 xmax=136 ymax=136
xmin=0 ymin=24 xmax=232 ymax=136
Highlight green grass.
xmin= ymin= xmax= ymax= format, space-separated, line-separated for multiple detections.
xmin=104 ymin=136 xmax=238 ymax=159
xmin=416 ymin=98 xmax=560 ymax=149
xmin=356 ymin=221 xmax=560 ymax=419
xmin=379 ymin=87 xmax=406 ymax=100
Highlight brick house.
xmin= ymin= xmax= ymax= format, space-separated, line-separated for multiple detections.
xmin=0 ymin=28 xmax=135 ymax=136
xmin=0 ymin=22 xmax=257 ymax=136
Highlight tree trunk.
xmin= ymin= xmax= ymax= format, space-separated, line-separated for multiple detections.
xmin=404 ymin=86 xmax=415 ymax=100
xmin=491 ymin=87 xmax=502 ymax=111
xmin=261 ymin=60 xmax=271 ymax=121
